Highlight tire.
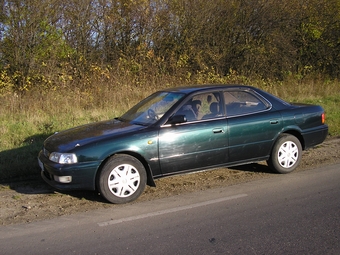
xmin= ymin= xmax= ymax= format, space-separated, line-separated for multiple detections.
xmin=98 ymin=154 xmax=147 ymax=204
xmin=267 ymin=134 xmax=302 ymax=174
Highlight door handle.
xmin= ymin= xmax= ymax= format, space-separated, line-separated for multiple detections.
xmin=270 ymin=120 xmax=279 ymax=124
xmin=212 ymin=128 xmax=224 ymax=134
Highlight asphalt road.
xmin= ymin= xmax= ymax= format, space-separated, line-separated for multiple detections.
xmin=1 ymin=163 xmax=339 ymax=255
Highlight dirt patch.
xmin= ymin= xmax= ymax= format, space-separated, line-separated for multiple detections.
xmin=1 ymin=137 xmax=339 ymax=226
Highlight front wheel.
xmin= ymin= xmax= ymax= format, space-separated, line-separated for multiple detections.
xmin=267 ymin=134 xmax=302 ymax=174
xmin=98 ymin=154 xmax=147 ymax=204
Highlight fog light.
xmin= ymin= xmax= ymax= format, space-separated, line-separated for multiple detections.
xmin=54 ymin=175 xmax=72 ymax=183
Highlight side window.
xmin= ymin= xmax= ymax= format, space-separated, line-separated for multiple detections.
xmin=199 ymin=93 xmax=221 ymax=120
xmin=174 ymin=92 xmax=222 ymax=122
xmin=224 ymin=91 xmax=268 ymax=116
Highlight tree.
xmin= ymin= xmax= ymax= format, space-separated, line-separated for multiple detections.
xmin=1 ymin=0 xmax=68 ymax=90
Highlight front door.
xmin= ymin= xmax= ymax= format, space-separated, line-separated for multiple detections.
xmin=158 ymin=92 xmax=229 ymax=175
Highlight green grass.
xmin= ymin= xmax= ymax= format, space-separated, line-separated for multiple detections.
xmin=0 ymin=76 xmax=339 ymax=182
xmin=297 ymin=95 xmax=340 ymax=137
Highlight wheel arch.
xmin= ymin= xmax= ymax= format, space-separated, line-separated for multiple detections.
xmin=267 ymin=131 xmax=303 ymax=174
xmin=280 ymin=129 xmax=305 ymax=150
xmin=95 ymin=151 xmax=156 ymax=191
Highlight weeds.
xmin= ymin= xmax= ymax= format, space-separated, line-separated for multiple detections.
xmin=12 ymin=195 xmax=21 ymax=200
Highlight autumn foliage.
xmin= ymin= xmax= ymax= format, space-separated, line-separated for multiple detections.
xmin=0 ymin=0 xmax=340 ymax=93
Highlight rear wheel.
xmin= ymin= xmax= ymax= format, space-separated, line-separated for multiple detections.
xmin=98 ymin=154 xmax=146 ymax=204
xmin=267 ymin=134 xmax=302 ymax=174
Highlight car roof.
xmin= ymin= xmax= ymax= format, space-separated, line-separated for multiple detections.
xmin=161 ymin=84 xmax=291 ymax=110
xmin=162 ymin=84 xmax=254 ymax=94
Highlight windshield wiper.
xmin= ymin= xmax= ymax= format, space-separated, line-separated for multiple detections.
xmin=115 ymin=117 xmax=126 ymax=122
xmin=131 ymin=121 xmax=151 ymax=126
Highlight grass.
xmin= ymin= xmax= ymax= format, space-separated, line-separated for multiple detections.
xmin=0 ymin=75 xmax=339 ymax=182
xmin=297 ymin=95 xmax=340 ymax=137
xmin=12 ymin=195 xmax=21 ymax=200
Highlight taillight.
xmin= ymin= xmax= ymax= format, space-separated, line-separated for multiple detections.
xmin=321 ymin=113 xmax=325 ymax=124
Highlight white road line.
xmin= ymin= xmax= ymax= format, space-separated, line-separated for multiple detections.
xmin=98 ymin=193 xmax=248 ymax=227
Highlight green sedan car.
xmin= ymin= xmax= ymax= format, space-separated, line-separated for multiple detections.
xmin=38 ymin=85 xmax=328 ymax=203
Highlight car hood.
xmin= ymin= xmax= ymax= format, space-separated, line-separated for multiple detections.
xmin=44 ymin=119 xmax=147 ymax=152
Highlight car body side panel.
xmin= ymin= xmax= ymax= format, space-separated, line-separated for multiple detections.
xmin=227 ymin=111 xmax=283 ymax=162
xmin=76 ymin=128 xmax=162 ymax=175
xmin=39 ymin=129 xmax=161 ymax=190
xmin=158 ymin=118 xmax=229 ymax=175
xmin=280 ymin=104 xmax=328 ymax=149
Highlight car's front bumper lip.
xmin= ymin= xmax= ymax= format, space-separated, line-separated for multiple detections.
xmin=38 ymin=150 xmax=100 ymax=191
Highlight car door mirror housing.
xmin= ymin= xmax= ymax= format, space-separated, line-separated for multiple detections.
xmin=166 ymin=115 xmax=187 ymax=125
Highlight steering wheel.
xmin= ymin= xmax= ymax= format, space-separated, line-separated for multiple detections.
xmin=148 ymin=109 xmax=158 ymax=120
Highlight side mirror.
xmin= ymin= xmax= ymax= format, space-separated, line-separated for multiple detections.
xmin=166 ymin=115 xmax=187 ymax=125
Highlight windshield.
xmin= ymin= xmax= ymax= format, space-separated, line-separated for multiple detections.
xmin=120 ymin=91 xmax=185 ymax=125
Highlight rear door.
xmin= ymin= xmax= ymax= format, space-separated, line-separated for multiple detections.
xmin=224 ymin=90 xmax=282 ymax=163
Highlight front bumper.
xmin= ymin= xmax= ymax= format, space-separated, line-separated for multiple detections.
xmin=38 ymin=150 xmax=101 ymax=191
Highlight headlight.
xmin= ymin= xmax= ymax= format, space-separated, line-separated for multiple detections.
xmin=49 ymin=152 xmax=78 ymax=164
